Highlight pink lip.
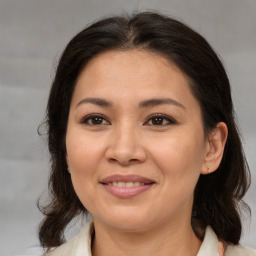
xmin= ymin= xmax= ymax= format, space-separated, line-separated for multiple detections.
xmin=99 ymin=175 xmax=155 ymax=198
xmin=100 ymin=175 xmax=154 ymax=184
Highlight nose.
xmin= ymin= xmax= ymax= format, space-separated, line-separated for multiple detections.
xmin=105 ymin=123 xmax=147 ymax=166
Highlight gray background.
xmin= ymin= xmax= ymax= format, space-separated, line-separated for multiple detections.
xmin=0 ymin=0 xmax=255 ymax=255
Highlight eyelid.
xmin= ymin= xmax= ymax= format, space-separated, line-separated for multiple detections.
xmin=80 ymin=113 xmax=111 ymax=125
xmin=80 ymin=113 xmax=176 ymax=126
xmin=144 ymin=113 xmax=177 ymax=126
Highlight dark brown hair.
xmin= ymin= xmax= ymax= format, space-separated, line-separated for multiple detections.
xmin=38 ymin=11 xmax=251 ymax=250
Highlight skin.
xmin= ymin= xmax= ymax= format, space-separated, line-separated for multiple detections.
xmin=66 ymin=49 xmax=228 ymax=256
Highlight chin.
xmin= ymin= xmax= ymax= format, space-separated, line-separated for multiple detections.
xmin=110 ymin=220 xmax=152 ymax=232
xmin=94 ymin=210 xmax=153 ymax=232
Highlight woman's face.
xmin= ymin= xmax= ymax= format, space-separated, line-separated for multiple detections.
xmin=66 ymin=50 xmax=209 ymax=232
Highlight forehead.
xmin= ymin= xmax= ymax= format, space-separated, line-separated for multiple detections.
xmin=77 ymin=49 xmax=186 ymax=86
xmin=72 ymin=49 xmax=199 ymax=111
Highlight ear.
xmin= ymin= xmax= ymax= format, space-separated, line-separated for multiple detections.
xmin=201 ymin=122 xmax=228 ymax=175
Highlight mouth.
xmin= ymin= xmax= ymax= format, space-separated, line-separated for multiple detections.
xmin=99 ymin=175 xmax=155 ymax=198
xmin=102 ymin=181 xmax=148 ymax=187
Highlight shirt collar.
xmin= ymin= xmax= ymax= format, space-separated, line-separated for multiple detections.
xmin=82 ymin=223 xmax=220 ymax=256
xmin=47 ymin=222 xmax=220 ymax=256
xmin=197 ymin=226 xmax=220 ymax=256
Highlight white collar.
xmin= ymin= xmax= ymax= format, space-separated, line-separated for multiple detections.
xmin=46 ymin=222 xmax=227 ymax=256
xmin=197 ymin=226 xmax=220 ymax=256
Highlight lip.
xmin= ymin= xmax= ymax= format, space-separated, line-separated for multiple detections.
xmin=100 ymin=175 xmax=155 ymax=184
xmin=99 ymin=175 xmax=155 ymax=198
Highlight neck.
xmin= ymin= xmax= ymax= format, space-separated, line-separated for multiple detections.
xmin=91 ymin=218 xmax=202 ymax=256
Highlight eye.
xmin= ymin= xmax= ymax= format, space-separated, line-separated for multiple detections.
xmin=145 ymin=114 xmax=176 ymax=126
xmin=81 ymin=114 xmax=110 ymax=125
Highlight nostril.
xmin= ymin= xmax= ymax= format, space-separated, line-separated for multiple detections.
xmin=108 ymin=158 xmax=117 ymax=163
xmin=108 ymin=157 xmax=139 ymax=166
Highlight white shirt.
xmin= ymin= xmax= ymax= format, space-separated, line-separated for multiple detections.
xmin=20 ymin=222 xmax=256 ymax=256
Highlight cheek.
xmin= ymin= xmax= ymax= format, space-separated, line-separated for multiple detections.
xmin=151 ymin=134 xmax=204 ymax=173
xmin=66 ymin=130 xmax=103 ymax=173
xmin=66 ymin=135 xmax=101 ymax=209
xmin=148 ymin=130 xmax=205 ymax=197
xmin=65 ymin=133 xmax=103 ymax=203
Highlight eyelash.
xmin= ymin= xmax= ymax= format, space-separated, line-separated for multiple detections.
xmin=81 ymin=113 xmax=177 ymax=127
xmin=81 ymin=114 xmax=110 ymax=125
xmin=146 ymin=114 xmax=176 ymax=126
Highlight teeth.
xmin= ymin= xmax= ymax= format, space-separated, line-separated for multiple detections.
xmin=126 ymin=182 xmax=134 ymax=187
xmin=118 ymin=182 xmax=125 ymax=187
xmin=109 ymin=182 xmax=145 ymax=187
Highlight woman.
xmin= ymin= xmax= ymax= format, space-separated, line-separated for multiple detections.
xmin=38 ymin=12 xmax=255 ymax=256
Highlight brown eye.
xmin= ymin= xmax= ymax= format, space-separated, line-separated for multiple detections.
xmin=81 ymin=114 xmax=110 ymax=125
xmin=151 ymin=116 xmax=165 ymax=125
xmin=146 ymin=114 xmax=176 ymax=126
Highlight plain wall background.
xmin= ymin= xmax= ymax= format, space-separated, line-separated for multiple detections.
xmin=0 ymin=0 xmax=255 ymax=255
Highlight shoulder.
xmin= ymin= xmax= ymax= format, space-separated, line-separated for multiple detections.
xmin=197 ymin=226 xmax=256 ymax=256
xmin=44 ymin=221 xmax=93 ymax=256
xmin=225 ymin=244 xmax=256 ymax=256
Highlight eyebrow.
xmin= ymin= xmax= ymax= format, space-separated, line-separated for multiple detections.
xmin=76 ymin=97 xmax=185 ymax=110
xmin=139 ymin=98 xmax=185 ymax=110
xmin=76 ymin=98 xmax=113 ymax=108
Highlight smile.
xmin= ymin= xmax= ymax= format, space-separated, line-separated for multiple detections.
xmin=106 ymin=181 xmax=145 ymax=187
xmin=100 ymin=175 xmax=155 ymax=198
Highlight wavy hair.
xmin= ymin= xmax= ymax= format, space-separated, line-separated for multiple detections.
xmin=38 ymin=11 xmax=251 ymax=250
